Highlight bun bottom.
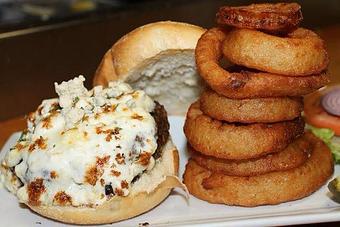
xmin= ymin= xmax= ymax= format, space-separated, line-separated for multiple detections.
xmin=28 ymin=139 xmax=181 ymax=224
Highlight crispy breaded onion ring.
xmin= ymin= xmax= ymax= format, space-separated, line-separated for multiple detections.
xmin=216 ymin=3 xmax=302 ymax=34
xmin=200 ymin=89 xmax=303 ymax=123
xmin=195 ymin=27 xmax=329 ymax=99
xmin=183 ymin=133 xmax=334 ymax=207
xmin=223 ymin=28 xmax=329 ymax=76
xmin=190 ymin=134 xmax=311 ymax=177
xmin=184 ymin=102 xmax=305 ymax=160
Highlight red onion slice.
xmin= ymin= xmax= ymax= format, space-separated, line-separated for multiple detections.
xmin=321 ymin=88 xmax=340 ymax=117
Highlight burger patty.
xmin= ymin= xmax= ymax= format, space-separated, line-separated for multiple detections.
xmin=151 ymin=101 xmax=170 ymax=159
xmin=131 ymin=102 xmax=169 ymax=184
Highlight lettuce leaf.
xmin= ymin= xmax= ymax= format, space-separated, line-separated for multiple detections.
xmin=307 ymin=125 xmax=340 ymax=164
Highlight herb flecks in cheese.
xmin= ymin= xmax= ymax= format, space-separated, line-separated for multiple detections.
xmin=0 ymin=76 xmax=157 ymax=207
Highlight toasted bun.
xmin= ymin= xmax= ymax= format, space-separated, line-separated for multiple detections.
xmin=28 ymin=139 xmax=182 ymax=224
xmin=93 ymin=21 xmax=206 ymax=115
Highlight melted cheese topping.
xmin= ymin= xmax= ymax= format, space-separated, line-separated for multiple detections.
xmin=0 ymin=76 xmax=158 ymax=206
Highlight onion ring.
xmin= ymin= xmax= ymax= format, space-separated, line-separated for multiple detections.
xmin=222 ymin=28 xmax=329 ymax=76
xmin=216 ymin=3 xmax=302 ymax=34
xmin=184 ymin=102 xmax=305 ymax=160
xmin=200 ymin=89 xmax=303 ymax=123
xmin=190 ymin=134 xmax=311 ymax=177
xmin=321 ymin=87 xmax=340 ymax=117
xmin=183 ymin=133 xmax=334 ymax=207
xmin=195 ymin=27 xmax=329 ymax=99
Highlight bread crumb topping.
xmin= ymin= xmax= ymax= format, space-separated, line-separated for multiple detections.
xmin=0 ymin=76 xmax=158 ymax=206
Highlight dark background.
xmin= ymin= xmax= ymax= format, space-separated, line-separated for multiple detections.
xmin=1 ymin=0 xmax=340 ymax=120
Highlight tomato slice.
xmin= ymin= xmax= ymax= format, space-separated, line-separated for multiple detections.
xmin=304 ymin=88 xmax=340 ymax=136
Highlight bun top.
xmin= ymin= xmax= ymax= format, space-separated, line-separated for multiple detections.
xmin=93 ymin=21 xmax=206 ymax=85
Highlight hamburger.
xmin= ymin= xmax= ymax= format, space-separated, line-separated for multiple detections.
xmin=0 ymin=76 xmax=182 ymax=224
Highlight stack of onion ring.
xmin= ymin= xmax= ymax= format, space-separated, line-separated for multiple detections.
xmin=183 ymin=2 xmax=333 ymax=207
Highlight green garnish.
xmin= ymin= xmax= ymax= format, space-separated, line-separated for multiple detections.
xmin=72 ymin=97 xmax=80 ymax=107
xmin=328 ymin=177 xmax=340 ymax=202
xmin=307 ymin=125 xmax=340 ymax=164
xmin=18 ymin=130 xmax=28 ymax=142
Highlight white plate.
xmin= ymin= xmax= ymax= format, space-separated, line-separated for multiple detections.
xmin=0 ymin=116 xmax=340 ymax=227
